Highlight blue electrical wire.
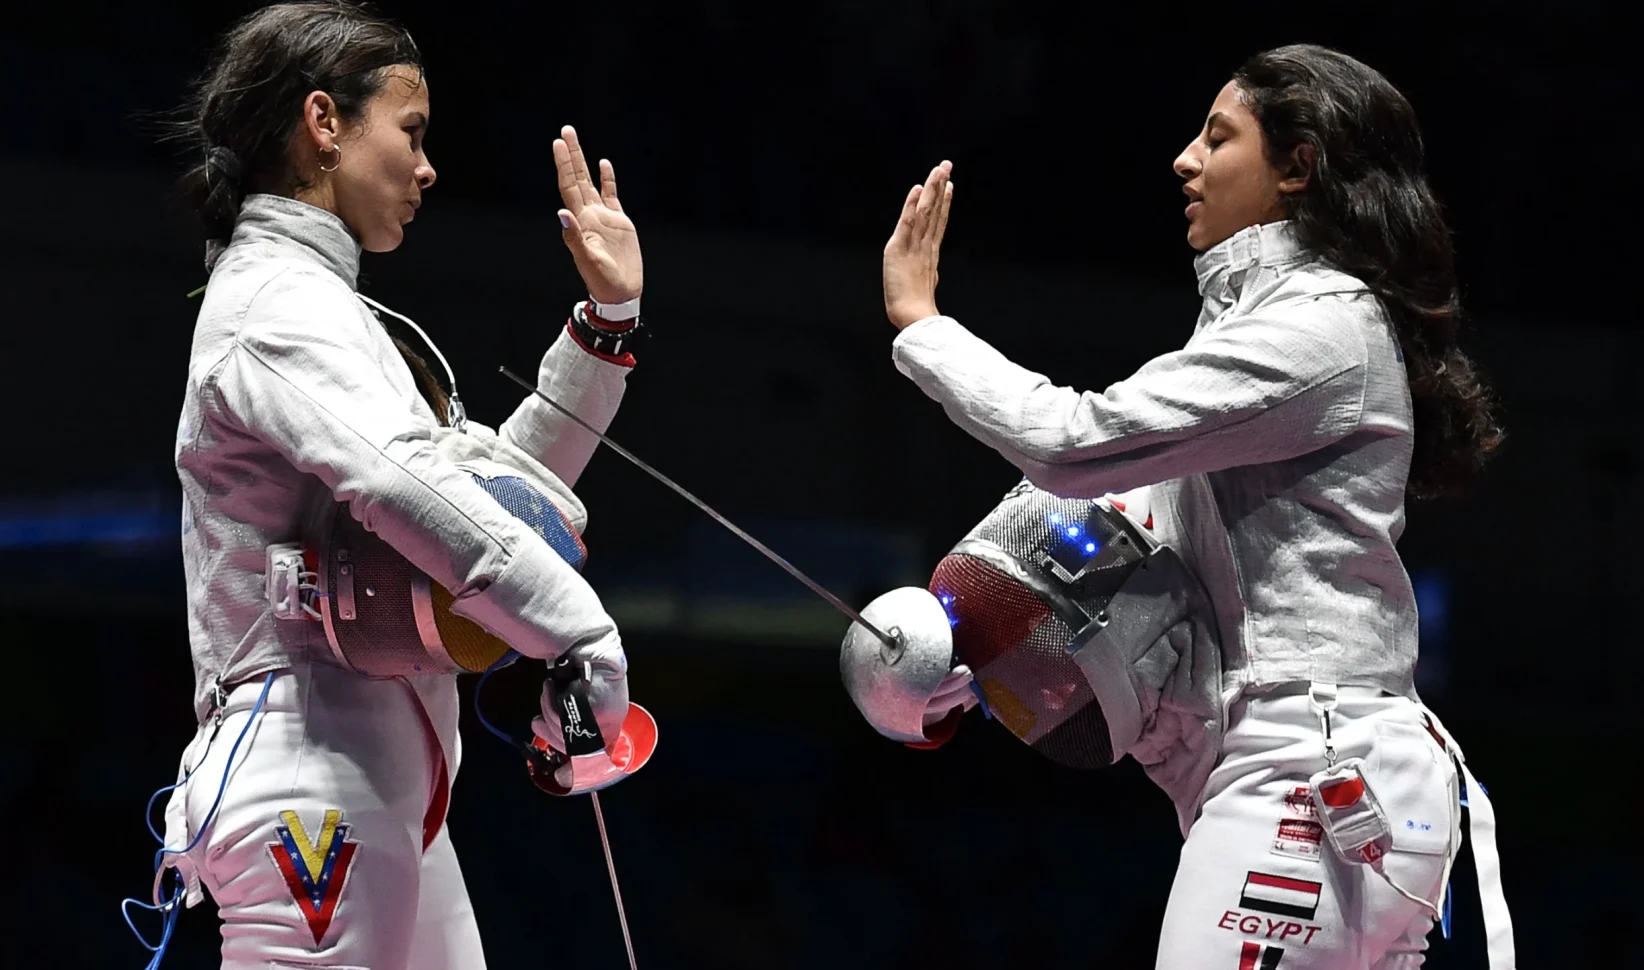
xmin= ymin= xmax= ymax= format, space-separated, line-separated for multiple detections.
xmin=121 ymin=672 xmax=275 ymax=969
xmin=125 ymin=655 xmax=530 ymax=966
xmin=474 ymin=651 xmax=522 ymax=746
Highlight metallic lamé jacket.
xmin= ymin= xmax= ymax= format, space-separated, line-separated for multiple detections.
xmin=176 ymin=195 xmax=634 ymax=764
xmin=893 ymin=221 xmax=1421 ymax=706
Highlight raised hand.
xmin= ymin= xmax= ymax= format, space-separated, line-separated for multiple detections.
xmin=554 ymin=125 xmax=642 ymax=305
xmin=882 ymin=160 xmax=954 ymax=330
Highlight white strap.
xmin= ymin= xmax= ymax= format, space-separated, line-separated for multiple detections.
xmin=1454 ymin=754 xmax=1516 ymax=969
xmin=1412 ymin=705 xmax=1515 ymax=969
xmin=591 ymin=294 xmax=641 ymax=322
xmin=161 ymin=732 xmax=211 ymax=908
xmin=1307 ymin=678 xmax=1339 ymax=766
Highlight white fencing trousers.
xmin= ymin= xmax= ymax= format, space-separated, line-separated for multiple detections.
xmin=1155 ymin=686 xmax=1466 ymax=970
xmin=162 ymin=662 xmax=486 ymax=969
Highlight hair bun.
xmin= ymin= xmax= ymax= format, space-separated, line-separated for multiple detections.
xmin=205 ymin=145 xmax=244 ymax=183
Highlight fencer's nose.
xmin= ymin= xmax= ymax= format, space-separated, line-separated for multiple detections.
xmin=1174 ymin=142 xmax=1203 ymax=181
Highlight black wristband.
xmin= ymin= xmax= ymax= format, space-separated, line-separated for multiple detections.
xmin=570 ymin=301 xmax=642 ymax=358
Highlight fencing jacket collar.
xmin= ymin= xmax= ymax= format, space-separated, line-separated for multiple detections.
xmin=230 ymin=193 xmax=362 ymax=290
xmin=1193 ymin=220 xmax=1306 ymax=307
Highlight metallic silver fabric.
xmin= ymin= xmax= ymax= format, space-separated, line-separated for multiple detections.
xmin=177 ymin=194 xmax=633 ymax=728
xmin=892 ymin=220 xmax=1421 ymax=703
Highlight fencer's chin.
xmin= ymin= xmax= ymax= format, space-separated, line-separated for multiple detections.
xmin=362 ymin=226 xmax=406 ymax=254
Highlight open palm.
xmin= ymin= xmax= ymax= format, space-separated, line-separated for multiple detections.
xmin=555 ymin=125 xmax=642 ymax=305
xmin=883 ymin=161 xmax=953 ymax=329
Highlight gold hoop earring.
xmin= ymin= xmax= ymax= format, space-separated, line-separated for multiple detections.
xmin=319 ymin=144 xmax=342 ymax=173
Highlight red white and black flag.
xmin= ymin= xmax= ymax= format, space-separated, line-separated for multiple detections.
xmin=1238 ymin=941 xmax=1285 ymax=970
xmin=1239 ymin=871 xmax=1322 ymax=920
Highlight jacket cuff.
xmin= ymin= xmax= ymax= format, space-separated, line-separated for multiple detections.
xmin=890 ymin=315 xmax=969 ymax=377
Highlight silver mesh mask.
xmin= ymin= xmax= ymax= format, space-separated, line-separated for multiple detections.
xmin=844 ymin=478 xmax=1223 ymax=782
xmin=304 ymin=433 xmax=589 ymax=677
xmin=931 ymin=478 xmax=1159 ymax=767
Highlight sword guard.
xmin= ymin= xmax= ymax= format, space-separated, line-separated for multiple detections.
xmin=524 ymin=739 xmax=575 ymax=796
xmin=524 ymin=703 xmax=660 ymax=797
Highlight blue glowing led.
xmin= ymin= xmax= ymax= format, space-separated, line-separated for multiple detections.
xmin=1085 ymin=542 xmax=1096 ymax=553
xmin=1048 ymin=513 xmax=1063 ymax=525
xmin=1066 ymin=526 xmax=1080 ymax=538
xmin=936 ymin=590 xmax=959 ymax=628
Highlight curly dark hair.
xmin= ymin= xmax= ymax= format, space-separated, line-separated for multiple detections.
xmin=1234 ymin=44 xmax=1503 ymax=498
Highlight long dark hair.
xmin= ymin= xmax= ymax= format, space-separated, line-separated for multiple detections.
xmin=1233 ymin=44 xmax=1502 ymax=499
xmin=169 ymin=1 xmax=449 ymax=424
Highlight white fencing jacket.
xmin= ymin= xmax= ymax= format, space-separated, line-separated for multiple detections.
xmin=176 ymin=194 xmax=634 ymax=744
xmin=893 ymin=222 xmax=1421 ymax=702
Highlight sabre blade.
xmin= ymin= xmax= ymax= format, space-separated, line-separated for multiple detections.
xmin=590 ymin=791 xmax=638 ymax=970
xmin=498 ymin=366 xmax=898 ymax=648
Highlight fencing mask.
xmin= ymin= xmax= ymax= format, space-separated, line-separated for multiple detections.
xmin=267 ymin=429 xmax=589 ymax=678
xmin=842 ymin=478 xmax=1224 ymax=786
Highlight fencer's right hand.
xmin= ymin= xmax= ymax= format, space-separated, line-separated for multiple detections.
xmin=531 ymin=640 xmax=630 ymax=755
xmin=903 ymin=664 xmax=978 ymax=750
xmin=553 ymin=125 xmax=643 ymax=306
xmin=883 ymin=161 xmax=954 ymax=330
xmin=924 ymin=664 xmax=979 ymax=727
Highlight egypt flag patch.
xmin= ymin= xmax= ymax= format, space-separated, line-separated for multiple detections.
xmin=268 ymin=809 xmax=360 ymax=944
xmin=1239 ymin=871 xmax=1322 ymax=920
xmin=1238 ymin=941 xmax=1285 ymax=969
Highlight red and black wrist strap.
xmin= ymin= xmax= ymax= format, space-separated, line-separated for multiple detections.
xmin=569 ymin=300 xmax=642 ymax=362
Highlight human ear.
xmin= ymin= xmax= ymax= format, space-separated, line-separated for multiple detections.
xmin=300 ymin=91 xmax=342 ymax=150
xmin=1278 ymin=143 xmax=1315 ymax=195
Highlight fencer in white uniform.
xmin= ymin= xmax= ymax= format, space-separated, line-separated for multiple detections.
xmin=151 ymin=7 xmax=648 ymax=966
xmin=163 ymin=190 xmax=638 ymax=969
xmin=868 ymin=46 xmax=1514 ymax=970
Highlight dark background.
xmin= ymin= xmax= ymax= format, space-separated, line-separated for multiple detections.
xmin=3 ymin=1 xmax=1640 ymax=967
